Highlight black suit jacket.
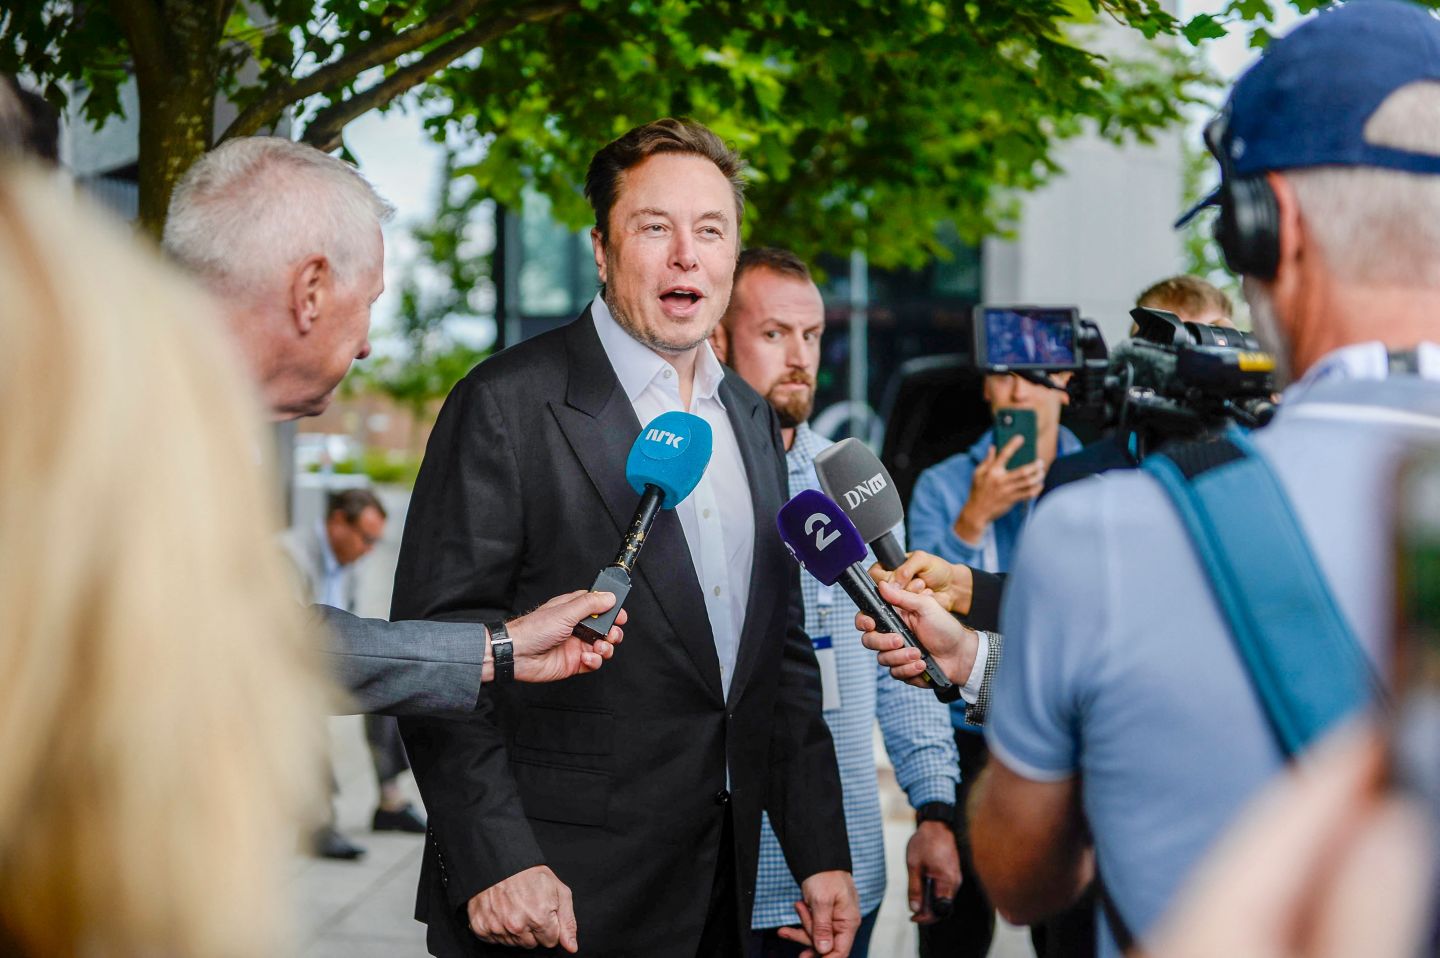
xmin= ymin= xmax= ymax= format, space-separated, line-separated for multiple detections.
xmin=392 ymin=310 xmax=850 ymax=957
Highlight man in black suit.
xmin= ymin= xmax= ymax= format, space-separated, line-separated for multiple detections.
xmin=393 ymin=118 xmax=858 ymax=957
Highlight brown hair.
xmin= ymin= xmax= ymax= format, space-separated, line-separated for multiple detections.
xmin=327 ymin=487 xmax=386 ymax=523
xmin=584 ymin=118 xmax=746 ymax=245
xmin=1136 ymin=275 xmax=1233 ymax=321
xmin=735 ymin=246 xmax=812 ymax=286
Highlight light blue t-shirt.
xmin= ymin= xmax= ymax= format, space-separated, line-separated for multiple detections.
xmin=987 ymin=376 xmax=1440 ymax=957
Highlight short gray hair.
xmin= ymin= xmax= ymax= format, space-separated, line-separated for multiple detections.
xmin=1287 ymin=81 xmax=1440 ymax=287
xmin=162 ymin=136 xmax=394 ymax=297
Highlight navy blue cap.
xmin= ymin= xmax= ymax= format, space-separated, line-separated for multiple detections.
xmin=1177 ymin=0 xmax=1440 ymax=227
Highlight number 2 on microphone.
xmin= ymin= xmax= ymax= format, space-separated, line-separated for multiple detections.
xmin=804 ymin=513 xmax=841 ymax=551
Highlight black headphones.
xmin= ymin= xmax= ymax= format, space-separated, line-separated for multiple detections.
xmin=1205 ymin=111 xmax=1281 ymax=280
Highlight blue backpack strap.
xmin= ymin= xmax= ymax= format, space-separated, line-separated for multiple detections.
xmin=1142 ymin=428 xmax=1383 ymax=758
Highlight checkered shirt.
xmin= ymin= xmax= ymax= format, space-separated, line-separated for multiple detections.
xmin=751 ymin=423 xmax=960 ymax=928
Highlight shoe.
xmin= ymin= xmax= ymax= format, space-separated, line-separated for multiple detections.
xmin=372 ymin=803 xmax=427 ymax=833
xmin=312 ymin=825 xmax=366 ymax=860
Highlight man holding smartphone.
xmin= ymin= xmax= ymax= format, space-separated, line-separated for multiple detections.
xmin=903 ymin=371 xmax=1078 ymax=958
xmin=908 ymin=372 xmax=1077 ymax=573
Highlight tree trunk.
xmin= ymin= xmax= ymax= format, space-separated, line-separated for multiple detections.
xmin=135 ymin=74 xmax=215 ymax=240
xmin=118 ymin=0 xmax=223 ymax=240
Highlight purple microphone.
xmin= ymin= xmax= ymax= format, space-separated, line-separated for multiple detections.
xmin=777 ymin=490 xmax=955 ymax=697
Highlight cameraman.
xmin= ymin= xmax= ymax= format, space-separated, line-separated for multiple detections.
xmin=864 ymin=3 xmax=1440 ymax=954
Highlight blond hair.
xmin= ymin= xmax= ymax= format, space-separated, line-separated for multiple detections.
xmin=0 ymin=163 xmax=329 ymax=956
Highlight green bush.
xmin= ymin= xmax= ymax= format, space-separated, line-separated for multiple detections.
xmin=304 ymin=449 xmax=422 ymax=487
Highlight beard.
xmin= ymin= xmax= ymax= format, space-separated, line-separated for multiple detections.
xmin=1243 ymin=277 xmax=1293 ymax=389
xmin=767 ymin=374 xmax=816 ymax=428
xmin=604 ymin=287 xmax=716 ymax=356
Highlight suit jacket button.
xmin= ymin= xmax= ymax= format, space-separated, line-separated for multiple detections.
xmin=714 ymin=788 xmax=730 ymax=806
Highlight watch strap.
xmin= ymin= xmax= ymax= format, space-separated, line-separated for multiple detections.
xmin=489 ymin=620 xmax=514 ymax=684
xmin=915 ymin=801 xmax=957 ymax=830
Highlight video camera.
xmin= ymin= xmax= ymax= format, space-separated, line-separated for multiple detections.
xmin=973 ymin=304 xmax=1277 ymax=457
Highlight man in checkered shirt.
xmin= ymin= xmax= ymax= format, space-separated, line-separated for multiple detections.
xmin=711 ymin=247 xmax=961 ymax=957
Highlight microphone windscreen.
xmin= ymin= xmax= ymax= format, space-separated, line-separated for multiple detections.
xmin=776 ymin=490 xmax=868 ymax=586
xmin=626 ymin=411 xmax=713 ymax=507
xmin=814 ymin=438 xmax=905 ymax=543
xmin=1108 ymin=338 xmax=1179 ymax=393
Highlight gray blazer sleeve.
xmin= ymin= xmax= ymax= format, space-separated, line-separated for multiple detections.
xmin=315 ymin=604 xmax=488 ymax=716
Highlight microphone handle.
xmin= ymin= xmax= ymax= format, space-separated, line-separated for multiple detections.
xmin=835 ymin=564 xmax=956 ymax=695
xmin=612 ymin=484 xmax=665 ymax=574
xmin=575 ymin=484 xmax=664 ymax=643
xmin=872 ymin=532 xmax=907 ymax=571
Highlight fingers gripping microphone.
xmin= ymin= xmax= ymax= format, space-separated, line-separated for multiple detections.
xmin=814 ymin=438 xmax=908 ymax=569
xmin=572 ymin=411 xmax=713 ymax=642
xmin=777 ymin=490 xmax=955 ymax=697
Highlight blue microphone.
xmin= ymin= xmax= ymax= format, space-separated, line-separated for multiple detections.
xmin=777 ymin=490 xmax=956 ymax=697
xmin=573 ymin=411 xmax=713 ymax=642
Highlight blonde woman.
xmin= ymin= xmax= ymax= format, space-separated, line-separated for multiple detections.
xmin=0 ymin=162 xmax=328 ymax=956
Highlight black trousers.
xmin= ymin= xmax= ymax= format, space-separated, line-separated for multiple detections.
xmin=919 ymin=730 xmax=995 ymax=958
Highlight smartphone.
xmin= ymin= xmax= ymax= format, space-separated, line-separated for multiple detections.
xmin=1391 ymin=448 xmax=1440 ymax=951
xmin=993 ymin=408 xmax=1037 ymax=470
xmin=922 ymin=876 xmax=954 ymax=920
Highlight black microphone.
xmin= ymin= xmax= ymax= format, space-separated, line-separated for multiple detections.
xmin=814 ymin=437 xmax=908 ymax=569
xmin=573 ymin=411 xmax=713 ymax=642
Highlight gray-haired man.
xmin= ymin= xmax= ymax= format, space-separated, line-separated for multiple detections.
xmin=165 ymin=137 xmax=625 ymax=715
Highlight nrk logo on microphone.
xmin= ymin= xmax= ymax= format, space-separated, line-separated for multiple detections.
xmin=626 ymin=411 xmax=714 ymax=507
xmin=640 ymin=422 xmax=690 ymax=459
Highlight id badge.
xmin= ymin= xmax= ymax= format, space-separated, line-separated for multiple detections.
xmin=811 ymin=635 xmax=842 ymax=712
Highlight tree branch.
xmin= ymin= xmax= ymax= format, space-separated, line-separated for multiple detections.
xmin=218 ymin=0 xmax=490 ymax=141
xmin=213 ymin=0 xmax=239 ymax=36
xmin=298 ymin=0 xmax=577 ymax=153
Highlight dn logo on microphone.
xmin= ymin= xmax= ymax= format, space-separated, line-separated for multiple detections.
xmin=641 ymin=425 xmax=690 ymax=460
xmin=843 ymin=473 xmax=888 ymax=509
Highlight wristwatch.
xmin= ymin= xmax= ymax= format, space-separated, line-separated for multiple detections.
xmin=488 ymin=620 xmax=514 ymax=684
xmin=915 ymin=801 xmax=957 ymax=831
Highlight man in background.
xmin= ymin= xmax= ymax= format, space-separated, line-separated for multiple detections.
xmin=711 ymin=248 xmax=960 ymax=956
xmin=1134 ymin=274 xmax=1234 ymax=328
xmin=282 ymin=488 xmax=427 ymax=859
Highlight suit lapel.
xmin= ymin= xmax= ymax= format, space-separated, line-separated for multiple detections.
xmin=719 ymin=371 xmax=784 ymax=707
xmin=549 ymin=311 xmax=724 ymax=702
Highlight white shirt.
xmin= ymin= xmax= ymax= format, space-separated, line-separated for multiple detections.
xmin=590 ymin=295 xmax=755 ymax=699
xmin=1284 ymin=340 xmax=1440 ymax=404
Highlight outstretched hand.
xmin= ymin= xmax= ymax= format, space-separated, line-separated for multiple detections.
xmin=856 ymin=581 xmax=978 ymax=688
xmin=507 ymin=590 xmax=626 ymax=684
xmin=869 ymin=550 xmax=974 ymax=615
